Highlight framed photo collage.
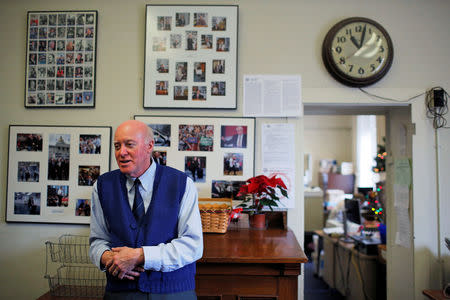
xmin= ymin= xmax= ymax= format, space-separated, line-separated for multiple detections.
xmin=6 ymin=125 xmax=111 ymax=224
xmin=135 ymin=116 xmax=254 ymax=200
xmin=144 ymin=5 xmax=238 ymax=109
xmin=24 ymin=11 xmax=97 ymax=108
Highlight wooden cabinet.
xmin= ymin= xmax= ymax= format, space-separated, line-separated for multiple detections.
xmin=196 ymin=227 xmax=308 ymax=300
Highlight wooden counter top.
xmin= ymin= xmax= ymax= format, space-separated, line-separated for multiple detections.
xmin=199 ymin=227 xmax=308 ymax=264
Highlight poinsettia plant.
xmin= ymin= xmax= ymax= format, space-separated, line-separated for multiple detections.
xmin=237 ymin=175 xmax=288 ymax=214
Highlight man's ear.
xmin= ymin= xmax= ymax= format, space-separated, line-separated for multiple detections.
xmin=147 ymin=140 xmax=154 ymax=154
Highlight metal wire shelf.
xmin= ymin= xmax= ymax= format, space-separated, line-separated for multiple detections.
xmin=45 ymin=234 xmax=105 ymax=298
xmin=46 ymin=234 xmax=91 ymax=264
xmin=45 ymin=265 xmax=105 ymax=298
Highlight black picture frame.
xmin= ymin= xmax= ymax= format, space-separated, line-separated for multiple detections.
xmin=24 ymin=11 xmax=98 ymax=108
xmin=143 ymin=5 xmax=238 ymax=109
xmin=6 ymin=125 xmax=111 ymax=224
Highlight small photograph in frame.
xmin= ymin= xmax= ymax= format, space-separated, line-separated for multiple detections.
xmin=148 ymin=124 xmax=171 ymax=147
xmin=157 ymin=58 xmax=169 ymax=73
xmin=152 ymin=151 xmax=167 ymax=165
xmin=211 ymin=180 xmax=246 ymax=199
xmin=174 ymin=86 xmax=188 ymax=100
xmin=193 ymin=62 xmax=206 ymax=82
xmin=170 ymin=34 xmax=182 ymax=49
xmin=156 ymin=81 xmax=169 ymax=95
xmin=25 ymin=10 xmax=97 ymax=108
xmin=212 ymin=16 xmax=227 ymax=31
xmin=185 ymin=156 xmax=206 ymax=183
xmin=178 ymin=124 xmax=214 ymax=151
xmin=157 ymin=16 xmax=172 ymax=31
xmin=14 ymin=192 xmax=41 ymax=215
xmin=223 ymin=153 xmax=243 ymax=176
xmin=175 ymin=12 xmax=190 ymax=27
xmin=211 ymin=180 xmax=232 ymax=198
xmin=79 ymin=134 xmax=102 ymax=154
xmin=201 ymin=35 xmax=213 ymax=49
xmin=175 ymin=62 xmax=188 ymax=82
xmin=47 ymin=185 xmax=69 ymax=207
xmin=193 ymin=13 xmax=208 ymax=27
xmin=211 ymin=81 xmax=226 ymax=96
xmin=152 ymin=37 xmax=167 ymax=51
xmin=75 ymin=199 xmax=91 ymax=216
xmin=48 ymin=134 xmax=70 ymax=181
xmin=16 ymin=133 xmax=43 ymax=151
xmin=192 ymin=86 xmax=207 ymax=101
xmin=17 ymin=161 xmax=40 ymax=182
xmin=221 ymin=125 xmax=248 ymax=148
xmin=216 ymin=37 xmax=230 ymax=52
xmin=212 ymin=59 xmax=225 ymax=74
xmin=78 ymin=165 xmax=100 ymax=186
xmin=185 ymin=31 xmax=197 ymax=50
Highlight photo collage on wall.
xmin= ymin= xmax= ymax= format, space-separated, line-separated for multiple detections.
xmin=144 ymin=5 xmax=238 ymax=109
xmin=135 ymin=116 xmax=254 ymax=199
xmin=25 ymin=11 xmax=97 ymax=107
xmin=6 ymin=126 xmax=111 ymax=224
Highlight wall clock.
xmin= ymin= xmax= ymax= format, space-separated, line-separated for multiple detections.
xmin=322 ymin=17 xmax=394 ymax=87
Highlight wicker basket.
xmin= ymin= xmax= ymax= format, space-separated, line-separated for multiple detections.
xmin=198 ymin=198 xmax=232 ymax=233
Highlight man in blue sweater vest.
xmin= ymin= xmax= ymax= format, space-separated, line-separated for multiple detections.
xmin=89 ymin=120 xmax=203 ymax=299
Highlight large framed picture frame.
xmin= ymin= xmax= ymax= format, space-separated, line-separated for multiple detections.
xmin=6 ymin=125 xmax=111 ymax=224
xmin=135 ymin=115 xmax=254 ymax=198
xmin=144 ymin=5 xmax=238 ymax=109
xmin=24 ymin=11 xmax=98 ymax=108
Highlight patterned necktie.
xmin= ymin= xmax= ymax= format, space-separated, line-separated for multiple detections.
xmin=133 ymin=179 xmax=145 ymax=224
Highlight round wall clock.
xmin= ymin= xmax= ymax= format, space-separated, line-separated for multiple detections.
xmin=322 ymin=17 xmax=394 ymax=87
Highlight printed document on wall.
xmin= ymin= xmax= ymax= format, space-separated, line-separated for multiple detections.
xmin=243 ymin=75 xmax=302 ymax=117
xmin=261 ymin=123 xmax=295 ymax=208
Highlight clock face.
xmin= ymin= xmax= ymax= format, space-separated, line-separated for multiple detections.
xmin=322 ymin=17 xmax=394 ymax=87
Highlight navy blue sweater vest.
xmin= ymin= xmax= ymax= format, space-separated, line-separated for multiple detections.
xmin=96 ymin=164 xmax=196 ymax=293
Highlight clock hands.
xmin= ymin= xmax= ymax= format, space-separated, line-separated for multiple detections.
xmin=350 ymin=36 xmax=360 ymax=49
xmin=359 ymin=25 xmax=367 ymax=48
xmin=350 ymin=25 xmax=367 ymax=49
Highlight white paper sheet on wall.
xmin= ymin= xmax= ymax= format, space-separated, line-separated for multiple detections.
xmin=395 ymin=206 xmax=411 ymax=248
xmin=243 ymin=75 xmax=302 ymax=117
xmin=261 ymin=123 xmax=295 ymax=208
xmin=394 ymin=184 xmax=409 ymax=209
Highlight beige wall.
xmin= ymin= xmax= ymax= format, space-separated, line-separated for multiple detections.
xmin=304 ymin=115 xmax=353 ymax=187
xmin=0 ymin=0 xmax=449 ymax=299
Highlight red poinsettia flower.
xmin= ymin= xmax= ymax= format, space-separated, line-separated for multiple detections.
xmin=237 ymin=175 xmax=288 ymax=213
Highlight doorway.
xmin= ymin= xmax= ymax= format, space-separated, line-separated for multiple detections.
xmin=302 ymin=104 xmax=413 ymax=300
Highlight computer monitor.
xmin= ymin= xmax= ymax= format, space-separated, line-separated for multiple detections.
xmin=341 ymin=198 xmax=362 ymax=243
xmin=345 ymin=198 xmax=362 ymax=225
xmin=357 ymin=187 xmax=373 ymax=198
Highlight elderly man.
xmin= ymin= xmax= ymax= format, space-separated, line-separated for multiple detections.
xmin=89 ymin=120 xmax=203 ymax=299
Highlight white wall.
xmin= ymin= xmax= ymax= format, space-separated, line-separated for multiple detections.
xmin=0 ymin=0 xmax=449 ymax=299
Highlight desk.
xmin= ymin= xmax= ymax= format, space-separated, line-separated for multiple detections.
xmin=315 ymin=230 xmax=384 ymax=300
xmin=197 ymin=227 xmax=308 ymax=300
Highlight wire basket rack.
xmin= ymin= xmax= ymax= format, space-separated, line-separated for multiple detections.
xmin=46 ymin=234 xmax=91 ymax=264
xmin=45 ymin=234 xmax=106 ymax=298
xmin=46 ymin=265 xmax=105 ymax=297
